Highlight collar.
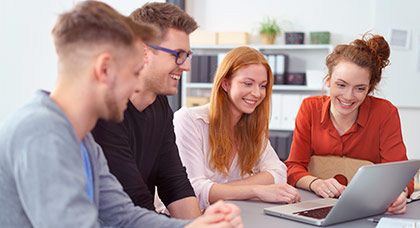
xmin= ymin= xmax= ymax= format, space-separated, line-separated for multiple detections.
xmin=189 ymin=104 xmax=211 ymax=124
xmin=320 ymin=96 xmax=372 ymax=129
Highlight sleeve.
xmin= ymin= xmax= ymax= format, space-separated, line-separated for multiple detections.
xmin=253 ymin=140 xmax=287 ymax=183
xmin=14 ymin=132 xmax=100 ymax=227
xmin=94 ymin=142 xmax=191 ymax=228
xmin=284 ymin=99 xmax=314 ymax=186
xmin=174 ymin=107 xmax=215 ymax=210
xmin=92 ymin=120 xmax=155 ymax=210
xmin=378 ymin=105 xmax=414 ymax=195
xmin=155 ymin=100 xmax=196 ymax=207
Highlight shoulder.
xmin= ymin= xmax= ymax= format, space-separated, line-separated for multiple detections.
xmin=369 ymin=96 xmax=397 ymax=109
xmin=302 ymin=95 xmax=328 ymax=106
xmin=300 ymin=95 xmax=329 ymax=112
xmin=0 ymin=92 xmax=78 ymax=161
xmin=174 ymin=104 xmax=210 ymax=124
xmin=2 ymin=92 xmax=75 ymax=141
xmin=366 ymin=96 xmax=398 ymax=116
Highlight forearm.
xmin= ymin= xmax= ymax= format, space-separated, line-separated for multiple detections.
xmin=295 ymin=175 xmax=317 ymax=191
xmin=225 ymin=171 xmax=274 ymax=186
xmin=209 ymin=183 xmax=259 ymax=203
xmin=167 ymin=196 xmax=202 ymax=219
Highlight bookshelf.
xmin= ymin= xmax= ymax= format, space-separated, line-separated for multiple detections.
xmin=181 ymin=44 xmax=333 ymax=131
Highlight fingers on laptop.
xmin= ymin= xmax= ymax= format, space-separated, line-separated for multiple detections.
xmin=257 ymin=183 xmax=301 ymax=204
xmin=314 ymin=178 xmax=345 ymax=198
xmin=387 ymin=192 xmax=407 ymax=214
xmin=280 ymin=183 xmax=301 ymax=203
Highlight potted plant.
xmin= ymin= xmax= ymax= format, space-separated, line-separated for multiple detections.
xmin=259 ymin=17 xmax=281 ymax=45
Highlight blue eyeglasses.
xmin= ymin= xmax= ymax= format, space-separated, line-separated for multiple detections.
xmin=146 ymin=43 xmax=193 ymax=65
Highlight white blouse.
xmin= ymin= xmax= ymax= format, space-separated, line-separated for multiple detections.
xmin=173 ymin=104 xmax=287 ymax=210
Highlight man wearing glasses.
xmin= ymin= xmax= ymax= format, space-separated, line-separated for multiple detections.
xmin=92 ymin=2 xmax=201 ymax=219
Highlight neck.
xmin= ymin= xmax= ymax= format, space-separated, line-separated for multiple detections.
xmin=130 ymin=89 xmax=157 ymax=112
xmin=329 ymin=105 xmax=358 ymax=136
xmin=50 ymin=77 xmax=98 ymax=142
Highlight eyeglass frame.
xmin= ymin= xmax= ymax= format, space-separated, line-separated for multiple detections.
xmin=146 ymin=43 xmax=193 ymax=65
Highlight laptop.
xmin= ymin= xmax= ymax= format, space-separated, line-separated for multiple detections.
xmin=264 ymin=160 xmax=420 ymax=226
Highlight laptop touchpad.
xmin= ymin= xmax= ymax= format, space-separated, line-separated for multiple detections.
xmin=295 ymin=201 xmax=329 ymax=209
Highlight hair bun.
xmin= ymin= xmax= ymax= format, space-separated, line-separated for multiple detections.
xmin=357 ymin=33 xmax=391 ymax=69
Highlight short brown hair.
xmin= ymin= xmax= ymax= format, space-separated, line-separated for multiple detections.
xmin=129 ymin=2 xmax=198 ymax=39
xmin=326 ymin=33 xmax=390 ymax=94
xmin=52 ymin=0 xmax=159 ymax=55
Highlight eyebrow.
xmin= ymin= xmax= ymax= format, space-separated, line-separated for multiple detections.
xmin=336 ymin=79 xmax=368 ymax=87
xmin=243 ymin=77 xmax=267 ymax=83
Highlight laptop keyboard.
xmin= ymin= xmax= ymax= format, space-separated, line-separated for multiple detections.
xmin=293 ymin=206 xmax=333 ymax=219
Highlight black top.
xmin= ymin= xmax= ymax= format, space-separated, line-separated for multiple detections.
xmin=92 ymin=95 xmax=195 ymax=211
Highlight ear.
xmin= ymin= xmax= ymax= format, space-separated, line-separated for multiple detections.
xmin=93 ymin=53 xmax=113 ymax=84
xmin=221 ymin=78 xmax=229 ymax=93
xmin=143 ymin=43 xmax=149 ymax=66
xmin=325 ymin=73 xmax=331 ymax=88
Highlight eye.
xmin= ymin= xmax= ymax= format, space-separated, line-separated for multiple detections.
xmin=260 ymin=84 xmax=267 ymax=88
xmin=356 ymin=87 xmax=366 ymax=92
xmin=336 ymin=83 xmax=345 ymax=88
xmin=243 ymin=82 xmax=252 ymax=86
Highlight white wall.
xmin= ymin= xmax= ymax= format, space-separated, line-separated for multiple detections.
xmin=0 ymin=0 xmax=160 ymax=123
xmin=0 ymin=0 xmax=418 ymax=158
xmin=187 ymin=0 xmax=375 ymax=45
xmin=185 ymin=0 xmax=419 ymax=158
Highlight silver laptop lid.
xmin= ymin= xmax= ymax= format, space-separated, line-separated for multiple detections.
xmin=264 ymin=160 xmax=420 ymax=226
xmin=323 ymin=159 xmax=420 ymax=226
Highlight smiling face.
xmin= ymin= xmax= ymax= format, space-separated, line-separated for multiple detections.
xmin=327 ymin=60 xmax=370 ymax=119
xmin=141 ymin=27 xmax=191 ymax=96
xmin=104 ymin=40 xmax=144 ymax=122
xmin=222 ymin=64 xmax=268 ymax=122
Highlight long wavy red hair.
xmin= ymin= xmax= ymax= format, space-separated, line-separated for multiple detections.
xmin=208 ymin=46 xmax=273 ymax=176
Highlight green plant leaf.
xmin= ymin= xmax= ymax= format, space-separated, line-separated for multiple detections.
xmin=259 ymin=17 xmax=281 ymax=36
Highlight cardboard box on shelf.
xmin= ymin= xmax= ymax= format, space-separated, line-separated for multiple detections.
xmin=190 ymin=30 xmax=218 ymax=45
xmin=217 ymin=32 xmax=249 ymax=45
xmin=186 ymin=96 xmax=210 ymax=107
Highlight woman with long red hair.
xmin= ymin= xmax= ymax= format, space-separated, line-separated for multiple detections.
xmin=174 ymin=46 xmax=300 ymax=210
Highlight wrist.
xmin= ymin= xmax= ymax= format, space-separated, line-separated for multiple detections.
xmin=308 ymin=177 xmax=320 ymax=192
xmin=252 ymin=185 xmax=262 ymax=199
xmin=403 ymin=187 xmax=409 ymax=198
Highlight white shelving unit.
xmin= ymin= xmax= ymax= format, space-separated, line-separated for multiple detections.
xmin=181 ymin=44 xmax=333 ymax=131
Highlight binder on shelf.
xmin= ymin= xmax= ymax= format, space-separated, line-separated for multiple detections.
xmin=268 ymin=131 xmax=293 ymax=161
xmin=270 ymin=93 xmax=283 ymax=130
xmin=275 ymin=54 xmax=288 ymax=84
xmin=208 ymin=55 xmax=218 ymax=83
xmin=267 ymin=55 xmax=277 ymax=83
xmin=280 ymin=94 xmax=302 ymax=130
xmin=190 ymin=55 xmax=200 ymax=82
xmin=199 ymin=55 xmax=209 ymax=83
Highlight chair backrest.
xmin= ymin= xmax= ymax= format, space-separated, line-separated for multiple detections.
xmin=308 ymin=155 xmax=374 ymax=184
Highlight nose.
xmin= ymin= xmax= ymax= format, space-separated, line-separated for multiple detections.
xmin=178 ymin=57 xmax=191 ymax=71
xmin=251 ymin=85 xmax=262 ymax=98
xmin=343 ymin=87 xmax=354 ymax=100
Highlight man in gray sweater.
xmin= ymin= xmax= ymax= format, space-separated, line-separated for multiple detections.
xmin=0 ymin=1 xmax=242 ymax=227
